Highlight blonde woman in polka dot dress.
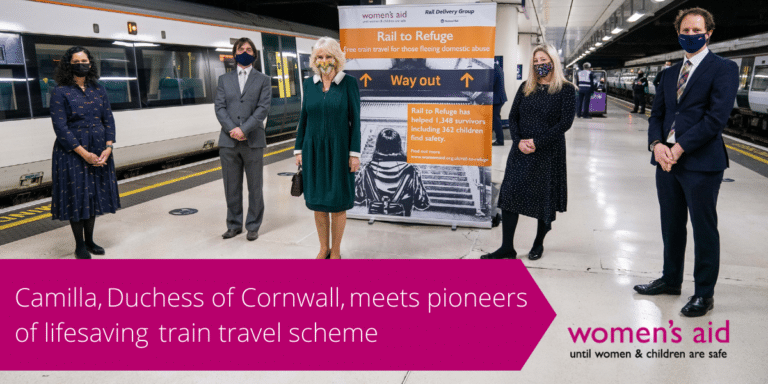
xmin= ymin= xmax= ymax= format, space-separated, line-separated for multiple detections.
xmin=482 ymin=44 xmax=576 ymax=261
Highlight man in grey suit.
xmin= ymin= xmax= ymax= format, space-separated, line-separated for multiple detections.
xmin=215 ymin=37 xmax=271 ymax=241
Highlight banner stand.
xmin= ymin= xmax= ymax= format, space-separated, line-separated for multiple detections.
xmin=340 ymin=3 xmax=497 ymax=230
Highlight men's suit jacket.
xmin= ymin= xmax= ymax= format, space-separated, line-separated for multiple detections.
xmin=648 ymin=51 xmax=738 ymax=171
xmin=215 ymin=68 xmax=271 ymax=148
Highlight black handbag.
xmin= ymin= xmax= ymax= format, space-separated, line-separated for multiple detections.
xmin=291 ymin=165 xmax=303 ymax=197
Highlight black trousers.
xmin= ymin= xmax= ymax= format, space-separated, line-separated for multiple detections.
xmin=492 ymin=103 xmax=504 ymax=144
xmin=577 ymin=89 xmax=593 ymax=117
xmin=633 ymin=91 xmax=646 ymax=112
xmin=656 ymin=166 xmax=723 ymax=298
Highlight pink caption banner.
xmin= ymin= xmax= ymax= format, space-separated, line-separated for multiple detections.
xmin=0 ymin=260 xmax=555 ymax=370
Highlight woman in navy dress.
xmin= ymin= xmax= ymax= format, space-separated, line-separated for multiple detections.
xmin=50 ymin=46 xmax=120 ymax=259
xmin=483 ymin=44 xmax=575 ymax=261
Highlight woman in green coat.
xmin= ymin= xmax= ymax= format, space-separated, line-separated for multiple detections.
xmin=294 ymin=37 xmax=361 ymax=259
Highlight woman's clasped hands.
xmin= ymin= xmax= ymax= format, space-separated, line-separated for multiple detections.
xmin=519 ymin=138 xmax=536 ymax=154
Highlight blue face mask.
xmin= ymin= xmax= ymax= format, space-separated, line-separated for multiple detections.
xmin=678 ymin=33 xmax=707 ymax=54
xmin=235 ymin=52 xmax=255 ymax=67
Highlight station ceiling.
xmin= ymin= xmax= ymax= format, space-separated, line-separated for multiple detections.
xmin=576 ymin=0 xmax=768 ymax=68
xmin=178 ymin=0 xmax=768 ymax=69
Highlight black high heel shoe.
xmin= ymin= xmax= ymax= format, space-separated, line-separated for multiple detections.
xmin=86 ymin=242 xmax=105 ymax=255
xmin=481 ymin=249 xmax=517 ymax=259
xmin=317 ymin=250 xmax=331 ymax=259
xmin=528 ymin=245 xmax=543 ymax=260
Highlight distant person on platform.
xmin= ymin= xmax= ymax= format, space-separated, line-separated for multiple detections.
xmin=295 ymin=37 xmax=361 ymax=259
xmin=576 ymin=62 xmax=596 ymax=118
xmin=492 ymin=62 xmax=508 ymax=146
xmin=634 ymin=7 xmax=738 ymax=317
xmin=482 ymin=44 xmax=575 ymax=261
xmin=50 ymin=46 xmax=120 ymax=259
xmin=653 ymin=61 xmax=673 ymax=89
xmin=631 ymin=69 xmax=648 ymax=113
xmin=214 ymin=37 xmax=271 ymax=241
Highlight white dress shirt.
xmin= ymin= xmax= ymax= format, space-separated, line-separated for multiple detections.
xmin=238 ymin=65 xmax=252 ymax=94
xmin=680 ymin=46 xmax=709 ymax=86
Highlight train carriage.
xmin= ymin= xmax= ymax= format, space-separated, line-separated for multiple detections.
xmin=0 ymin=0 xmax=336 ymax=203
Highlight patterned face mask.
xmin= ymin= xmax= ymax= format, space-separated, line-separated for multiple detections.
xmin=534 ymin=62 xmax=553 ymax=77
xmin=317 ymin=60 xmax=336 ymax=74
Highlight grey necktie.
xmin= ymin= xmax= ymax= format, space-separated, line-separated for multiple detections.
xmin=239 ymin=70 xmax=247 ymax=94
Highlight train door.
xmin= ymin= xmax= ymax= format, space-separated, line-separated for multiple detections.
xmin=261 ymin=33 xmax=301 ymax=136
xmin=749 ymin=55 xmax=768 ymax=115
xmin=0 ymin=33 xmax=31 ymax=121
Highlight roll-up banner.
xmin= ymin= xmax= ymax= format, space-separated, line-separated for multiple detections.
xmin=340 ymin=3 xmax=496 ymax=229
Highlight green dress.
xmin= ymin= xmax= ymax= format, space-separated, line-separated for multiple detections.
xmin=295 ymin=72 xmax=361 ymax=212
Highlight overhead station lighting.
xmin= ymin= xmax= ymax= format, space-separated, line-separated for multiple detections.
xmin=612 ymin=27 xmax=624 ymax=34
xmin=595 ymin=42 xmax=603 ymax=46
xmin=651 ymin=0 xmax=666 ymax=2
xmin=627 ymin=12 xmax=645 ymax=22
xmin=603 ymin=35 xmax=613 ymax=41
xmin=589 ymin=47 xmax=596 ymax=51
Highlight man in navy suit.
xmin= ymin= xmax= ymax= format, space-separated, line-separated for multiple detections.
xmin=634 ymin=7 xmax=738 ymax=317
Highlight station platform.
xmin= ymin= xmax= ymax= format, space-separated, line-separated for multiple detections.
xmin=1 ymin=98 xmax=768 ymax=383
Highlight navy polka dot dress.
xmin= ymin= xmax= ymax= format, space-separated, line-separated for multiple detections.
xmin=50 ymin=84 xmax=120 ymax=221
xmin=498 ymin=81 xmax=576 ymax=226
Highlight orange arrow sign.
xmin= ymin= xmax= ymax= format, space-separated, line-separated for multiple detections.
xmin=460 ymin=73 xmax=474 ymax=88
xmin=360 ymin=73 xmax=372 ymax=87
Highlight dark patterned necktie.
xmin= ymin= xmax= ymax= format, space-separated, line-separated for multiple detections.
xmin=676 ymin=60 xmax=692 ymax=102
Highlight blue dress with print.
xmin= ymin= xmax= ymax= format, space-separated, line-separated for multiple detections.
xmin=50 ymin=84 xmax=120 ymax=221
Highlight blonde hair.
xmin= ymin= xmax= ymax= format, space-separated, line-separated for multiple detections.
xmin=310 ymin=37 xmax=346 ymax=75
xmin=523 ymin=44 xmax=572 ymax=96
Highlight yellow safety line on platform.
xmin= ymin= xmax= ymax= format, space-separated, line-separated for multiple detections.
xmin=725 ymin=144 xmax=768 ymax=165
xmin=0 ymin=147 xmax=294 ymax=231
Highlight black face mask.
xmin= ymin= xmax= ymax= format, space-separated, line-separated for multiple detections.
xmin=72 ymin=63 xmax=91 ymax=77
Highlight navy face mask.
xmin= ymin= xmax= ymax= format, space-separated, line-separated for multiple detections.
xmin=72 ymin=63 xmax=90 ymax=77
xmin=678 ymin=33 xmax=707 ymax=54
xmin=235 ymin=52 xmax=256 ymax=67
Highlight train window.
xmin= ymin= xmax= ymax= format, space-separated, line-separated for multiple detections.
xmin=208 ymin=49 xmax=262 ymax=82
xmin=740 ymin=57 xmax=754 ymax=91
xmin=0 ymin=67 xmax=31 ymax=120
xmin=135 ymin=46 xmax=211 ymax=107
xmin=751 ymin=65 xmax=768 ymax=92
xmin=24 ymin=36 xmax=140 ymax=116
xmin=279 ymin=36 xmax=300 ymax=99
xmin=0 ymin=33 xmax=30 ymax=120
xmin=281 ymin=52 xmax=299 ymax=98
xmin=299 ymin=53 xmax=312 ymax=81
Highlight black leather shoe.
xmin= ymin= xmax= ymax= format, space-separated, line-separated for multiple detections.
xmin=74 ymin=246 xmax=92 ymax=259
xmin=222 ymin=229 xmax=242 ymax=239
xmin=481 ymin=249 xmax=516 ymax=259
xmin=681 ymin=296 xmax=714 ymax=317
xmin=246 ymin=230 xmax=259 ymax=241
xmin=492 ymin=142 xmax=504 ymax=146
xmin=633 ymin=278 xmax=682 ymax=295
xmin=528 ymin=245 xmax=543 ymax=260
xmin=86 ymin=242 xmax=105 ymax=255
